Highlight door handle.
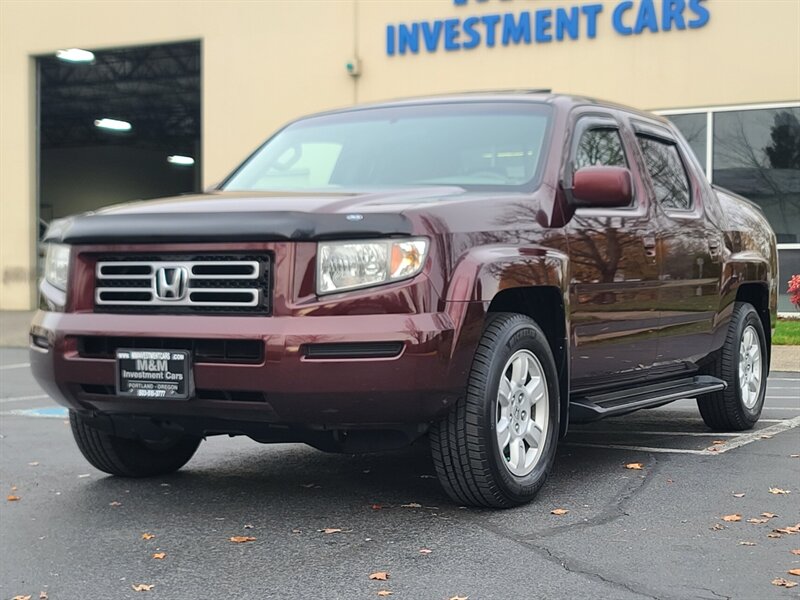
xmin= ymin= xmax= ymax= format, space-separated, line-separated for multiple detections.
xmin=708 ymin=238 xmax=721 ymax=260
xmin=643 ymin=236 xmax=657 ymax=259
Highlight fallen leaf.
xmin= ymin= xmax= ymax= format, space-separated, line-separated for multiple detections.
xmin=377 ymin=592 xmax=392 ymax=597
xmin=401 ymin=503 xmax=422 ymax=508
xmin=768 ymin=532 xmax=782 ymax=538
xmin=39 ymin=592 xmax=48 ymax=600
xmin=152 ymin=552 xmax=166 ymax=559
xmin=7 ymin=495 xmax=20 ymax=502
xmin=11 ymin=596 xmax=31 ymax=600
xmin=28 ymin=462 xmax=39 ymax=467
xmin=141 ymin=533 xmax=155 ymax=540
xmin=419 ymin=548 xmax=433 ymax=555
xmin=791 ymin=549 xmax=800 ymax=555
xmin=772 ymin=578 xmax=798 ymax=588
xmin=551 ymin=508 xmax=569 ymax=516
xmin=109 ymin=501 xmax=122 ymax=507
xmin=732 ymin=493 xmax=745 ymax=498
xmin=229 ymin=536 xmax=256 ymax=543
xmin=788 ymin=569 xmax=800 ymax=577
xmin=760 ymin=434 xmax=773 ymax=439
xmin=710 ymin=523 xmax=725 ymax=531
xmin=11 ymin=485 xmax=17 ymax=491
xmin=624 ymin=463 xmax=644 ymax=470
xmin=712 ymin=440 xmax=725 ymax=445
xmin=448 ymin=596 xmax=469 ymax=600
xmin=774 ymin=524 xmax=800 ymax=535
xmin=369 ymin=572 xmax=390 ymax=581
xmin=131 ymin=584 xmax=154 ymax=592
xmin=761 ymin=512 xmax=778 ymax=519
xmin=769 ymin=487 xmax=791 ymax=495
xmin=747 ymin=518 xmax=769 ymax=524
xmin=722 ymin=514 xmax=742 ymax=522
xmin=291 ymin=529 xmax=302 ymax=534
xmin=318 ymin=528 xmax=342 ymax=535
xmin=371 ymin=504 xmax=383 ymax=510
xmin=739 ymin=541 xmax=756 ymax=546
xmin=707 ymin=446 xmax=720 ymax=452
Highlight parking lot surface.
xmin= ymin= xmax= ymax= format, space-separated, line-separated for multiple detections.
xmin=1 ymin=347 xmax=799 ymax=600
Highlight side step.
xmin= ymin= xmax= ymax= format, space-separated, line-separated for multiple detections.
xmin=569 ymin=375 xmax=726 ymax=423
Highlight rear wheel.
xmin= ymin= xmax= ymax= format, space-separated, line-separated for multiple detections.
xmin=698 ymin=302 xmax=767 ymax=431
xmin=430 ymin=313 xmax=560 ymax=508
xmin=70 ymin=411 xmax=201 ymax=477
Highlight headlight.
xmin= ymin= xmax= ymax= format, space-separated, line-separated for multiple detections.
xmin=317 ymin=238 xmax=428 ymax=295
xmin=44 ymin=243 xmax=71 ymax=291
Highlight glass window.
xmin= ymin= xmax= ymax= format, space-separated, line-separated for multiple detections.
xmin=778 ymin=248 xmax=800 ymax=313
xmin=574 ymin=128 xmax=626 ymax=169
xmin=667 ymin=113 xmax=707 ymax=171
xmin=713 ymin=108 xmax=800 ymax=244
xmin=637 ymin=136 xmax=692 ymax=210
xmin=223 ymin=103 xmax=552 ymax=192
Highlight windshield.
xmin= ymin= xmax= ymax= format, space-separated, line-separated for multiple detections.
xmin=222 ymin=102 xmax=552 ymax=192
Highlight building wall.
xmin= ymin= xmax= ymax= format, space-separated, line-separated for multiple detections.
xmin=1 ymin=0 xmax=799 ymax=309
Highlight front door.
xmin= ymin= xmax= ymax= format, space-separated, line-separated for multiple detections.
xmin=565 ymin=115 xmax=661 ymax=392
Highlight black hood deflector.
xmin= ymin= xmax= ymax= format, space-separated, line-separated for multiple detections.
xmin=44 ymin=211 xmax=413 ymax=244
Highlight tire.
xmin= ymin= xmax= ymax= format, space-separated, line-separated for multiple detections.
xmin=70 ymin=411 xmax=201 ymax=477
xmin=698 ymin=302 xmax=767 ymax=431
xmin=430 ymin=313 xmax=560 ymax=508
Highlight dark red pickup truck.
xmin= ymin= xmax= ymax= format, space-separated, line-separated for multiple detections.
xmin=31 ymin=92 xmax=777 ymax=507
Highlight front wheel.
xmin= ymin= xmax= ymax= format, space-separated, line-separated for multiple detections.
xmin=698 ymin=302 xmax=768 ymax=431
xmin=70 ymin=411 xmax=201 ymax=477
xmin=430 ymin=313 xmax=560 ymax=508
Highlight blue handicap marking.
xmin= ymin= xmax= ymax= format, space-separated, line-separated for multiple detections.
xmin=7 ymin=407 xmax=69 ymax=418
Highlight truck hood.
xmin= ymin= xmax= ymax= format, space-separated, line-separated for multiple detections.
xmin=43 ymin=187 xmax=479 ymax=244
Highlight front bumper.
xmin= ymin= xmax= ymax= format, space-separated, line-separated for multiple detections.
xmin=29 ymin=309 xmax=464 ymax=427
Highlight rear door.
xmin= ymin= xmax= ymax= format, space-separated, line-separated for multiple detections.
xmin=564 ymin=112 xmax=661 ymax=391
xmin=632 ymin=121 xmax=721 ymax=376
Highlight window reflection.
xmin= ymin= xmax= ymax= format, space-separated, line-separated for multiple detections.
xmin=668 ymin=113 xmax=707 ymax=171
xmin=575 ymin=129 xmax=626 ymax=169
xmin=713 ymin=108 xmax=800 ymax=244
xmin=637 ymin=136 xmax=692 ymax=210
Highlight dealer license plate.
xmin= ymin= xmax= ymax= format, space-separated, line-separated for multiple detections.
xmin=116 ymin=349 xmax=192 ymax=400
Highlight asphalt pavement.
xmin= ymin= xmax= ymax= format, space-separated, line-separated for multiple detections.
xmin=1 ymin=347 xmax=799 ymax=600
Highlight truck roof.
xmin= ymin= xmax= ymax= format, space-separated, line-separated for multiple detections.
xmin=299 ymin=90 xmax=669 ymax=125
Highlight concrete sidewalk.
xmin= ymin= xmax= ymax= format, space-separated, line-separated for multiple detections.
xmin=1 ymin=309 xmax=798 ymax=371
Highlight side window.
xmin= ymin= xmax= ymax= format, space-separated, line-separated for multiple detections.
xmin=636 ymin=136 xmax=692 ymax=210
xmin=574 ymin=128 xmax=627 ymax=170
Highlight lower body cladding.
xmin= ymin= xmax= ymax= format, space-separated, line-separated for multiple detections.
xmin=29 ymin=309 xmax=468 ymax=452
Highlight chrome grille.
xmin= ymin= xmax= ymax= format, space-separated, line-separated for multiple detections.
xmin=94 ymin=254 xmax=271 ymax=314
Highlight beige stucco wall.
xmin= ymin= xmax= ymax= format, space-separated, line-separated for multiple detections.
xmin=1 ymin=0 xmax=799 ymax=310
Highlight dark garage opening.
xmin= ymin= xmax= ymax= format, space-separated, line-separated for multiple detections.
xmin=37 ymin=40 xmax=201 ymax=230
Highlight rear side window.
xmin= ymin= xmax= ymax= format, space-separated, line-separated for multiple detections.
xmin=636 ymin=136 xmax=692 ymax=210
xmin=574 ymin=128 xmax=626 ymax=170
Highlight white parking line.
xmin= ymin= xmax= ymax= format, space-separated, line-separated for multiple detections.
xmin=0 ymin=363 xmax=30 ymax=371
xmin=565 ymin=415 xmax=800 ymax=455
xmin=0 ymin=394 xmax=50 ymax=404
xmin=571 ymin=430 xmax=742 ymax=437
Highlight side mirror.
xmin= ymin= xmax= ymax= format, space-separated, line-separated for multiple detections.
xmin=571 ymin=166 xmax=633 ymax=208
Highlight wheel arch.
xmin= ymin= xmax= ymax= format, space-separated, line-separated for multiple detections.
xmin=487 ymin=286 xmax=570 ymax=439
xmin=734 ymin=282 xmax=772 ymax=369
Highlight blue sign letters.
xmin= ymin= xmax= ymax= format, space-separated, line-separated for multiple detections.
xmin=387 ymin=0 xmax=710 ymax=56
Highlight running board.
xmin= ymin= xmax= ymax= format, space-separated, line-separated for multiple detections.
xmin=569 ymin=376 xmax=726 ymax=423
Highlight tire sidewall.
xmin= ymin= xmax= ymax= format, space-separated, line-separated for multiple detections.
xmin=732 ymin=307 xmax=767 ymax=421
xmin=480 ymin=318 xmax=560 ymax=503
